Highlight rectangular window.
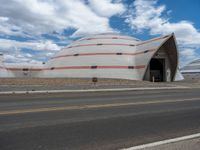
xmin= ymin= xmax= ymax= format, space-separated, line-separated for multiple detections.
xmin=22 ymin=68 xmax=29 ymax=71
xmin=91 ymin=66 xmax=97 ymax=69
xmin=128 ymin=66 xmax=134 ymax=69
xmin=97 ymin=43 xmax=103 ymax=46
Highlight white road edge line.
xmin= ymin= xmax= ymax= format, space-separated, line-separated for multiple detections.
xmin=0 ymin=86 xmax=189 ymax=95
xmin=121 ymin=133 xmax=200 ymax=150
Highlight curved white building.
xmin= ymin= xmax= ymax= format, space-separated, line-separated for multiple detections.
xmin=181 ymin=59 xmax=200 ymax=73
xmin=181 ymin=59 xmax=200 ymax=79
xmin=0 ymin=53 xmax=9 ymax=78
xmin=0 ymin=33 xmax=181 ymax=82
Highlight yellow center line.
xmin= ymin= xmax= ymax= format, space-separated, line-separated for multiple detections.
xmin=0 ymin=97 xmax=200 ymax=115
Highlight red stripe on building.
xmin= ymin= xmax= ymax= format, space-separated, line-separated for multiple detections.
xmin=48 ymin=66 xmax=91 ymax=70
xmin=68 ymin=43 xmax=135 ymax=48
xmin=47 ymin=65 xmax=146 ymax=70
xmin=67 ymin=35 xmax=169 ymax=49
xmin=7 ymin=68 xmax=43 ymax=71
xmin=80 ymin=37 xmax=138 ymax=41
xmin=96 ymin=66 xmax=128 ymax=69
xmin=6 ymin=65 xmax=146 ymax=71
xmin=136 ymin=35 xmax=170 ymax=46
xmin=79 ymin=52 xmax=115 ymax=56
xmin=52 ymin=52 xmax=117 ymax=59
xmin=135 ymin=65 xmax=146 ymax=69
xmin=51 ymin=49 xmax=156 ymax=60
xmin=95 ymin=33 xmax=129 ymax=36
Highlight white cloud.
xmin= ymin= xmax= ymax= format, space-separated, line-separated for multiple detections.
xmin=0 ymin=0 xmax=125 ymax=37
xmin=88 ymin=0 xmax=125 ymax=17
xmin=125 ymin=0 xmax=200 ymax=66
xmin=4 ymin=54 xmax=31 ymax=63
xmin=0 ymin=39 xmax=61 ymax=63
xmin=4 ymin=53 xmax=44 ymax=64
xmin=180 ymin=47 xmax=195 ymax=59
xmin=179 ymin=48 xmax=198 ymax=66
xmin=2 ymin=50 xmax=53 ymax=64
xmin=0 ymin=0 xmax=126 ymax=63
xmin=0 ymin=16 xmax=25 ymax=37
xmin=180 ymin=48 xmax=195 ymax=58
xmin=0 ymin=39 xmax=61 ymax=51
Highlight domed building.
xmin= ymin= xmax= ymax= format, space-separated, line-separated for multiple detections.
xmin=181 ymin=59 xmax=200 ymax=79
xmin=0 ymin=33 xmax=182 ymax=82
xmin=0 ymin=53 xmax=9 ymax=78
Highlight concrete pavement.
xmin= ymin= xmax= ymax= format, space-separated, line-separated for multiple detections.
xmin=123 ymin=133 xmax=200 ymax=150
xmin=144 ymin=137 xmax=200 ymax=150
xmin=0 ymin=86 xmax=189 ymax=95
xmin=0 ymin=89 xmax=200 ymax=150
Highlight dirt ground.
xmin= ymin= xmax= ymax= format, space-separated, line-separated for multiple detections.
xmin=0 ymin=77 xmax=199 ymax=91
xmin=0 ymin=78 xmax=177 ymax=86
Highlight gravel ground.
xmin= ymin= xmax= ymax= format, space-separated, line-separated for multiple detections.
xmin=0 ymin=77 xmax=199 ymax=91
xmin=0 ymin=78 xmax=174 ymax=86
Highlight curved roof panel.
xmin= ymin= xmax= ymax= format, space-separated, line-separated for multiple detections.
xmin=181 ymin=59 xmax=200 ymax=73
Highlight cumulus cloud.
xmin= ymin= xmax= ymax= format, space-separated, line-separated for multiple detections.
xmin=3 ymin=54 xmax=35 ymax=64
xmin=180 ymin=48 xmax=196 ymax=59
xmin=0 ymin=0 xmax=126 ymax=63
xmin=2 ymin=50 xmax=54 ymax=64
xmin=125 ymin=0 xmax=200 ymax=66
xmin=88 ymin=0 xmax=125 ymax=17
xmin=0 ymin=16 xmax=25 ymax=37
xmin=0 ymin=39 xmax=61 ymax=63
xmin=0 ymin=39 xmax=61 ymax=51
xmin=0 ymin=0 xmax=125 ymax=37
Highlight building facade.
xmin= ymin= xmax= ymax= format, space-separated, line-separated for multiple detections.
xmin=0 ymin=33 xmax=182 ymax=82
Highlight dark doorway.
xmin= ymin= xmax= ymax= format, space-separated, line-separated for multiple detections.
xmin=150 ymin=58 xmax=165 ymax=82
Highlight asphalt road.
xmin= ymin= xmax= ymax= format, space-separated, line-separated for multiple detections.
xmin=0 ymin=88 xmax=200 ymax=150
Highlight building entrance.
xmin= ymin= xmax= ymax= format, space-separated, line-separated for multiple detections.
xmin=150 ymin=58 xmax=165 ymax=82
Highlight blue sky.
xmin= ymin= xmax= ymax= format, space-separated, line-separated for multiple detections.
xmin=0 ymin=0 xmax=200 ymax=67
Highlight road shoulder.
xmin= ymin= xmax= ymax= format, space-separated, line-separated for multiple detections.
xmin=123 ymin=133 xmax=200 ymax=150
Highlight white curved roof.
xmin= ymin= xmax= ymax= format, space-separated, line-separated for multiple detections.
xmin=54 ymin=33 xmax=141 ymax=57
xmin=40 ymin=33 xmax=177 ymax=80
xmin=181 ymin=59 xmax=200 ymax=73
